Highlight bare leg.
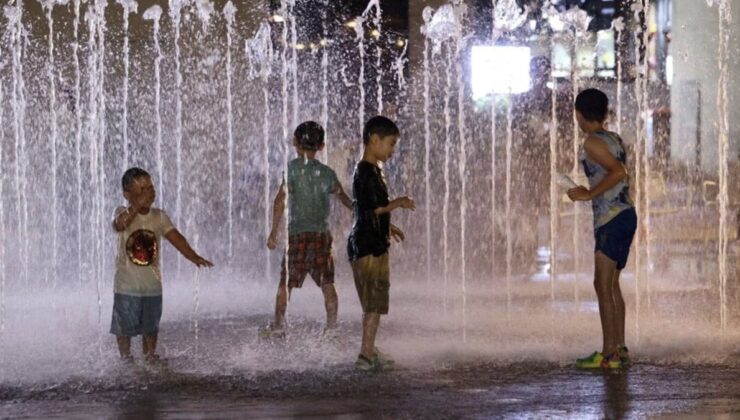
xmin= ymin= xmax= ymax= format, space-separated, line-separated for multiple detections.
xmin=116 ymin=336 xmax=131 ymax=358
xmin=612 ymin=269 xmax=626 ymax=347
xmin=321 ymin=283 xmax=338 ymax=329
xmin=143 ymin=333 xmax=158 ymax=358
xmin=274 ymin=284 xmax=290 ymax=329
xmin=594 ymin=251 xmax=619 ymax=355
xmin=360 ymin=312 xmax=380 ymax=359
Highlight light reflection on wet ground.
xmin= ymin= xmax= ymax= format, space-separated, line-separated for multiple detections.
xmin=2 ymin=311 xmax=740 ymax=419
xmin=1 ymin=238 xmax=738 ymax=419
xmin=4 ymin=357 xmax=740 ymax=418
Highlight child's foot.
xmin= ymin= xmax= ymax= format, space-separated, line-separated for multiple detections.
xmin=374 ymin=347 xmax=395 ymax=369
xmin=120 ymin=355 xmax=134 ymax=365
xmin=354 ymin=354 xmax=380 ymax=371
xmin=320 ymin=326 xmax=340 ymax=342
xmin=258 ymin=324 xmax=286 ymax=340
xmin=575 ymin=351 xmax=621 ymax=369
xmin=145 ymin=353 xmax=166 ymax=366
xmin=619 ymin=345 xmax=631 ymax=366
xmin=575 ymin=351 xmax=599 ymax=368
xmin=601 ymin=352 xmax=622 ymax=369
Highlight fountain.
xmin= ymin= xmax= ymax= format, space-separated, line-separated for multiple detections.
xmin=717 ymin=0 xmax=731 ymax=332
xmin=224 ymin=1 xmax=236 ymax=261
xmin=0 ymin=1 xmax=736 ymax=410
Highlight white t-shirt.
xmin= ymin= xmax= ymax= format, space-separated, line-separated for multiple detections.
xmin=113 ymin=207 xmax=175 ymax=296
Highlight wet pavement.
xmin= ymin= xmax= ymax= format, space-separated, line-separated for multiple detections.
xmin=3 ymin=307 xmax=740 ymax=419
xmin=4 ymin=358 xmax=740 ymax=419
xmin=2 ymin=264 xmax=740 ymax=419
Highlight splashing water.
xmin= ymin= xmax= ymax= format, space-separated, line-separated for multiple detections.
xmin=169 ymin=0 xmax=184 ymax=264
xmin=224 ymin=1 xmax=236 ymax=262
xmin=116 ymin=0 xmax=137 ymax=171
xmin=0 ymin=0 xmax=736 ymax=397
xmin=362 ymin=0 xmax=383 ymax=114
xmin=422 ymin=8 xmax=432 ymax=290
xmin=493 ymin=0 xmax=528 ymax=35
xmin=716 ymin=0 xmax=732 ymax=332
xmin=246 ymin=22 xmax=274 ymax=282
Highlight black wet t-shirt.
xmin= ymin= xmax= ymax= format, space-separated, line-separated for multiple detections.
xmin=347 ymin=161 xmax=390 ymax=261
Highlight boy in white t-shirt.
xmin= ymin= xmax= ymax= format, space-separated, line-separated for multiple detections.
xmin=111 ymin=167 xmax=213 ymax=363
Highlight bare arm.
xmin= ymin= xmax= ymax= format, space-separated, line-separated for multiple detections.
xmin=112 ymin=204 xmax=141 ymax=232
xmin=390 ymin=223 xmax=405 ymax=242
xmin=267 ymin=182 xmax=286 ymax=250
xmin=568 ymin=136 xmax=627 ymax=201
xmin=164 ymin=229 xmax=213 ymax=267
xmin=332 ymin=182 xmax=353 ymax=211
xmin=374 ymin=196 xmax=416 ymax=215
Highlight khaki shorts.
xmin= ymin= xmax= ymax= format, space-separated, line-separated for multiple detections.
xmin=351 ymin=253 xmax=390 ymax=315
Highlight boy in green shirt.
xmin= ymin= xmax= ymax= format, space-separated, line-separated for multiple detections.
xmin=264 ymin=121 xmax=352 ymax=337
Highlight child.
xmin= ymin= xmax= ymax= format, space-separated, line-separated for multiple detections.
xmin=348 ymin=116 xmax=415 ymax=371
xmin=567 ymin=89 xmax=637 ymax=369
xmin=264 ymin=121 xmax=353 ymax=337
xmin=111 ymin=167 xmax=213 ymax=363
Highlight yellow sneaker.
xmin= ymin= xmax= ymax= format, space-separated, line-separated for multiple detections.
xmin=576 ymin=351 xmax=621 ymax=369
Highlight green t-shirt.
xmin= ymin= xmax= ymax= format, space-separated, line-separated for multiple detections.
xmin=286 ymin=157 xmax=339 ymax=234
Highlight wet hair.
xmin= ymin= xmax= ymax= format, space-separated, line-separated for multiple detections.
xmin=294 ymin=121 xmax=325 ymax=151
xmin=363 ymin=115 xmax=400 ymax=145
xmin=575 ymin=88 xmax=609 ymax=122
xmin=122 ymin=167 xmax=150 ymax=191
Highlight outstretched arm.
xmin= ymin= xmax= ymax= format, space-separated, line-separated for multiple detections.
xmin=332 ymin=182 xmax=353 ymax=211
xmin=165 ymin=229 xmax=213 ymax=267
xmin=374 ymin=196 xmax=416 ymax=215
xmin=267 ymin=182 xmax=286 ymax=250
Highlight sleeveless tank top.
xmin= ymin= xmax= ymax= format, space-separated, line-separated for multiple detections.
xmin=580 ymin=130 xmax=634 ymax=229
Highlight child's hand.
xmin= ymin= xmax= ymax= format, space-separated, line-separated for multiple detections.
xmin=395 ymin=196 xmax=416 ymax=211
xmin=191 ymin=255 xmax=214 ymax=268
xmin=390 ymin=224 xmax=405 ymax=242
xmin=567 ymin=186 xmax=591 ymax=202
xmin=266 ymin=232 xmax=278 ymax=250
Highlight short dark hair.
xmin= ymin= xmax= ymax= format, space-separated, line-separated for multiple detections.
xmin=575 ymin=88 xmax=609 ymax=122
xmin=294 ymin=121 xmax=325 ymax=151
xmin=363 ymin=115 xmax=399 ymax=145
xmin=122 ymin=167 xmax=150 ymax=191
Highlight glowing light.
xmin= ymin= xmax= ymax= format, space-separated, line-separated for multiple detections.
xmin=345 ymin=19 xmax=357 ymax=28
xmin=471 ymin=45 xmax=531 ymax=99
xmin=370 ymin=29 xmax=380 ymax=39
xmin=294 ymin=43 xmax=305 ymax=50
xmin=270 ymin=14 xmax=284 ymax=23
xmin=395 ymin=38 xmax=406 ymax=48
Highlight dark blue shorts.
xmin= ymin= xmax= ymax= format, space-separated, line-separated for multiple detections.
xmin=110 ymin=294 xmax=163 ymax=336
xmin=594 ymin=207 xmax=637 ymax=270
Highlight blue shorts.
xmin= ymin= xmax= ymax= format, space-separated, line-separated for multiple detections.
xmin=110 ymin=293 xmax=163 ymax=336
xmin=594 ymin=207 xmax=637 ymax=270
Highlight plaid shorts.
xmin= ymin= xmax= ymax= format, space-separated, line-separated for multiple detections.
xmin=280 ymin=232 xmax=335 ymax=288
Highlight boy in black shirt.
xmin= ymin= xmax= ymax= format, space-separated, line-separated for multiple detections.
xmin=348 ymin=116 xmax=415 ymax=371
